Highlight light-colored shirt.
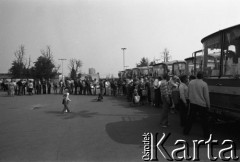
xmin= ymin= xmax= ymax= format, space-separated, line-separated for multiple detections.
xmin=188 ymin=79 xmax=210 ymax=108
xmin=63 ymin=92 xmax=71 ymax=102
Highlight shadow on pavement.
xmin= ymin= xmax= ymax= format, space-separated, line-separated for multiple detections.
xmin=45 ymin=110 xmax=99 ymax=119
xmin=105 ymin=96 xmax=240 ymax=149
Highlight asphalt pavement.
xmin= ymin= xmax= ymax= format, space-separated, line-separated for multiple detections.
xmin=0 ymin=92 xmax=239 ymax=162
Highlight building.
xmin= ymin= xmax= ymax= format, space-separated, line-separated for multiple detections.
xmin=89 ymin=68 xmax=96 ymax=75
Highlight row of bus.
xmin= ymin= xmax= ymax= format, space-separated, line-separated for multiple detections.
xmin=118 ymin=57 xmax=200 ymax=80
xmin=118 ymin=24 xmax=240 ymax=121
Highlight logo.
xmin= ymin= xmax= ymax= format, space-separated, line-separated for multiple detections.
xmin=142 ymin=133 xmax=239 ymax=161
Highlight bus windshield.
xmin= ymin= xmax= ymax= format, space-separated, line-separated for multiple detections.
xmin=173 ymin=62 xmax=186 ymax=75
xmin=223 ymin=28 xmax=240 ymax=76
xmin=202 ymin=26 xmax=240 ymax=77
xmin=153 ymin=64 xmax=167 ymax=77
xmin=202 ymin=34 xmax=221 ymax=77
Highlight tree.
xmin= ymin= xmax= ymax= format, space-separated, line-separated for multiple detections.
xmin=161 ymin=48 xmax=171 ymax=62
xmin=149 ymin=61 xmax=155 ymax=66
xmin=9 ymin=45 xmax=27 ymax=78
xmin=136 ymin=57 xmax=149 ymax=67
xmin=68 ymin=58 xmax=82 ymax=79
xmin=34 ymin=46 xmax=57 ymax=79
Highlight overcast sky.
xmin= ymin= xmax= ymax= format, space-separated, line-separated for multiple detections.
xmin=0 ymin=0 xmax=239 ymax=77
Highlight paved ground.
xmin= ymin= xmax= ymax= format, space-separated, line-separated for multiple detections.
xmin=0 ymin=92 xmax=240 ymax=162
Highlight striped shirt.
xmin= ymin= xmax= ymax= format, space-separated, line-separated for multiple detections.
xmin=160 ymin=80 xmax=170 ymax=98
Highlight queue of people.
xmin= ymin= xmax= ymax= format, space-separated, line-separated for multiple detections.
xmin=1 ymin=79 xmax=54 ymax=96
xmin=121 ymin=71 xmax=210 ymax=139
xmin=0 ymin=78 xmax=125 ymax=98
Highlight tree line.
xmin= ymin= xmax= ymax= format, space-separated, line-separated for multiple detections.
xmin=136 ymin=48 xmax=171 ymax=67
xmin=8 ymin=45 xmax=82 ymax=80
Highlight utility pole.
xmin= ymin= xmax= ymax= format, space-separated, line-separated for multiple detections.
xmin=121 ymin=48 xmax=127 ymax=70
xmin=58 ymin=58 xmax=67 ymax=81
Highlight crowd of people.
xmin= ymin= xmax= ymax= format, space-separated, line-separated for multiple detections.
xmin=122 ymin=71 xmax=210 ymax=139
xmin=0 ymin=78 xmax=122 ymax=97
xmin=1 ymin=71 xmax=210 ymax=138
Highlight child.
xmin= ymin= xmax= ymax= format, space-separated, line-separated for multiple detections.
xmin=62 ymin=88 xmax=71 ymax=113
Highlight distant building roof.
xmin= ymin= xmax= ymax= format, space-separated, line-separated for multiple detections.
xmin=0 ymin=73 xmax=12 ymax=79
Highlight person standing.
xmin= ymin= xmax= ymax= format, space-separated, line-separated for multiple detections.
xmin=42 ymin=79 xmax=47 ymax=94
xmin=28 ymin=80 xmax=34 ymax=95
xmin=9 ymin=80 xmax=15 ymax=96
xmin=159 ymin=74 xmax=171 ymax=127
xmin=183 ymin=71 xmax=210 ymax=139
xmin=153 ymin=77 xmax=161 ymax=107
xmin=17 ymin=80 xmax=22 ymax=95
xmin=179 ymin=75 xmax=189 ymax=127
xmin=47 ymin=80 xmax=51 ymax=94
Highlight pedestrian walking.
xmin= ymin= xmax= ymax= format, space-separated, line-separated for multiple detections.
xmin=159 ymin=74 xmax=171 ymax=127
xmin=183 ymin=71 xmax=210 ymax=139
xmin=62 ymin=88 xmax=71 ymax=113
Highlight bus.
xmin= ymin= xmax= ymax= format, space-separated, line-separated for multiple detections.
xmin=185 ymin=50 xmax=204 ymax=75
xmin=172 ymin=60 xmax=187 ymax=76
xmin=138 ymin=66 xmax=152 ymax=77
xmin=118 ymin=71 xmax=125 ymax=80
xmin=200 ymin=24 xmax=240 ymax=120
xmin=132 ymin=66 xmax=153 ymax=78
xmin=162 ymin=60 xmax=187 ymax=76
xmin=124 ymin=69 xmax=133 ymax=79
xmin=152 ymin=63 xmax=168 ymax=78
xmin=132 ymin=68 xmax=139 ymax=78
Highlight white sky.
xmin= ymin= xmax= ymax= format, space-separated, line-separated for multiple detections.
xmin=0 ymin=0 xmax=239 ymax=77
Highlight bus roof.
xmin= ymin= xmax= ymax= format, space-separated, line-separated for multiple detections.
xmin=201 ymin=24 xmax=240 ymax=43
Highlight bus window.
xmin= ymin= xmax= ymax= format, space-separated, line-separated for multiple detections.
xmin=223 ymin=28 xmax=240 ymax=76
xmin=203 ymin=35 xmax=221 ymax=77
xmin=153 ymin=64 xmax=167 ymax=77
xmin=173 ymin=63 xmax=186 ymax=75
xmin=167 ymin=65 xmax=172 ymax=75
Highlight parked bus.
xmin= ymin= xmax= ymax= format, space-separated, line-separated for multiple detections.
xmin=162 ymin=60 xmax=187 ymax=76
xmin=172 ymin=60 xmax=187 ymax=76
xmin=152 ymin=63 xmax=168 ymax=78
xmin=118 ymin=71 xmax=125 ymax=80
xmin=124 ymin=69 xmax=133 ymax=79
xmin=200 ymin=24 xmax=240 ymax=120
xmin=132 ymin=68 xmax=139 ymax=78
xmin=131 ymin=66 xmax=153 ymax=78
xmin=185 ymin=50 xmax=204 ymax=75
xmin=139 ymin=66 xmax=152 ymax=77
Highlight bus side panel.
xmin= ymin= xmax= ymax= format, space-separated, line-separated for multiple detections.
xmin=205 ymin=78 xmax=240 ymax=118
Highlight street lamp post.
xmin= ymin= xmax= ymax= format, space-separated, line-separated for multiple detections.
xmin=58 ymin=58 xmax=67 ymax=81
xmin=121 ymin=48 xmax=127 ymax=70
